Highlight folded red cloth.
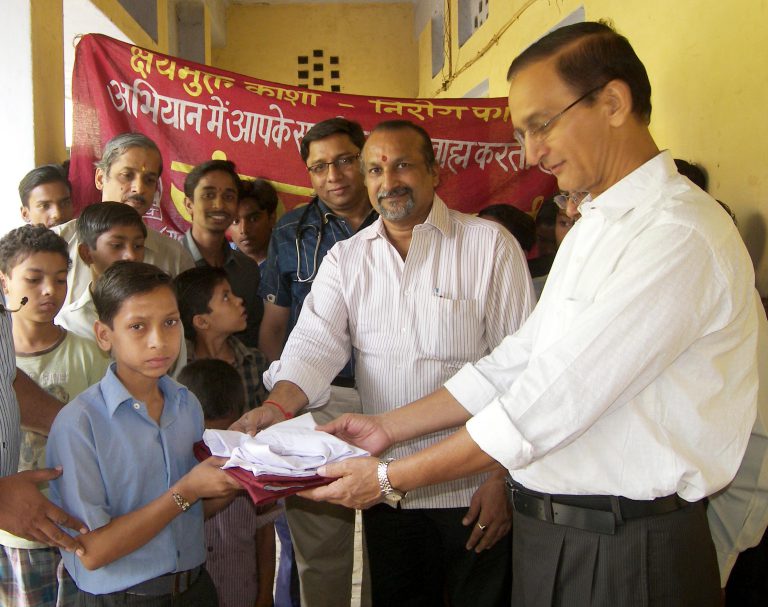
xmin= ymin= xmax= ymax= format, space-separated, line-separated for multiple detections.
xmin=194 ymin=441 xmax=333 ymax=505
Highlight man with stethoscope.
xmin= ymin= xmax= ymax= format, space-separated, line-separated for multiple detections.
xmin=257 ymin=117 xmax=377 ymax=607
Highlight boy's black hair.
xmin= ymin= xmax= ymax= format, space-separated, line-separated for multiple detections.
xmin=177 ymin=359 xmax=245 ymax=420
xmin=239 ymin=178 xmax=279 ymax=215
xmin=184 ymin=160 xmax=241 ymax=200
xmin=674 ymin=159 xmax=709 ymax=192
xmin=76 ymin=202 xmax=148 ymax=249
xmin=18 ymin=164 xmax=72 ymax=207
xmin=93 ymin=261 xmax=173 ymax=328
xmin=0 ymin=224 xmax=70 ymax=275
xmin=173 ymin=266 xmax=229 ymax=340
xmin=535 ymin=198 xmax=559 ymax=227
xmin=478 ymin=204 xmax=537 ymax=252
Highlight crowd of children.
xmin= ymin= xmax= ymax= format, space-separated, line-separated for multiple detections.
xmin=0 ymin=149 xmax=282 ymax=607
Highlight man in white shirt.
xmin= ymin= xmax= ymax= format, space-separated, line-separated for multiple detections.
xmin=303 ymin=22 xmax=759 ymax=607
xmin=234 ymin=120 xmax=534 ymax=605
xmin=55 ymin=133 xmax=194 ymax=306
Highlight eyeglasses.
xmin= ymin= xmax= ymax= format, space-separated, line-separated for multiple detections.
xmin=514 ymin=83 xmax=607 ymax=146
xmin=307 ymin=153 xmax=360 ymax=176
xmin=554 ymin=191 xmax=588 ymax=210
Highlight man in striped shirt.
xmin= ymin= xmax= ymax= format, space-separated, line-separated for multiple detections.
xmin=0 ymin=292 xmax=86 ymax=554
xmin=234 ymin=119 xmax=535 ymax=605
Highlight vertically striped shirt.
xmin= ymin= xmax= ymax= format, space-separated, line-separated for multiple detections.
xmin=266 ymin=196 xmax=534 ymax=509
xmin=0 ymin=292 xmax=21 ymax=477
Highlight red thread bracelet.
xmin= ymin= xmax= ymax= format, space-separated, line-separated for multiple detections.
xmin=263 ymin=399 xmax=294 ymax=420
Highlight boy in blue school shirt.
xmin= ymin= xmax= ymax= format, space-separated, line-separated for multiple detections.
xmin=47 ymin=260 xmax=241 ymax=606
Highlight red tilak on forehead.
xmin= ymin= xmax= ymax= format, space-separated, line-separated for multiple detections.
xmin=381 ymin=155 xmax=388 ymax=162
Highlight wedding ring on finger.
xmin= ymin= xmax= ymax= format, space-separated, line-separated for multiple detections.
xmin=477 ymin=523 xmax=487 ymax=532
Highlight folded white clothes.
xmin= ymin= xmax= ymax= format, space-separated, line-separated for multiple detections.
xmin=203 ymin=413 xmax=370 ymax=478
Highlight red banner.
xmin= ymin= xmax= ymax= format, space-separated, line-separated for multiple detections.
xmin=70 ymin=34 xmax=556 ymax=238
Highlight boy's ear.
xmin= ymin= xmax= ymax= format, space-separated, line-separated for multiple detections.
xmin=78 ymin=242 xmax=94 ymax=265
xmin=93 ymin=320 xmax=113 ymax=353
xmin=20 ymin=207 xmax=30 ymax=223
xmin=192 ymin=313 xmax=208 ymax=333
xmin=184 ymin=197 xmax=195 ymax=219
xmin=0 ymin=272 xmax=9 ymax=295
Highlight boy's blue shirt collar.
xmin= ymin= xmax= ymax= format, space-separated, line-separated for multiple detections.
xmin=100 ymin=363 xmax=188 ymax=422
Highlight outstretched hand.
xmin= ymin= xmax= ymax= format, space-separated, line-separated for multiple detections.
xmin=0 ymin=468 xmax=88 ymax=554
xmin=229 ymin=405 xmax=281 ymax=435
xmin=298 ymin=456 xmax=383 ymax=509
xmin=316 ymin=413 xmax=394 ymax=456
xmin=179 ymin=456 xmax=242 ymax=502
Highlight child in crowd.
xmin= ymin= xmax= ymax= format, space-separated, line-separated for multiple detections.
xmin=229 ymin=178 xmax=279 ymax=269
xmin=56 ymin=202 xmax=189 ymax=373
xmin=178 ymin=358 xmax=279 ymax=607
xmin=174 ymin=266 xmax=267 ymax=412
xmin=47 ymin=261 xmax=242 ymax=606
xmin=56 ymin=201 xmax=147 ymax=341
xmin=0 ymin=225 xmax=109 ymax=607
xmin=18 ymin=164 xmax=73 ymax=228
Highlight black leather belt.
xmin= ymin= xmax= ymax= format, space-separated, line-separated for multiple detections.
xmin=125 ymin=565 xmax=202 ymax=596
xmin=510 ymin=481 xmax=688 ymax=535
xmin=330 ymin=375 xmax=355 ymax=389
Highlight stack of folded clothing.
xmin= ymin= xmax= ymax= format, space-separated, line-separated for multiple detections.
xmin=195 ymin=413 xmax=369 ymax=504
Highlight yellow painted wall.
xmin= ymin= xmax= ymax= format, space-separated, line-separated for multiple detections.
xmin=31 ymin=0 xmax=66 ymax=164
xmin=212 ymin=2 xmax=418 ymax=97
xmin=419 ymin=0 xmax=768 ymax=295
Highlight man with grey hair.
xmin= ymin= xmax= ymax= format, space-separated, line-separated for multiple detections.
xmin=55 ymin=132 xmax=194 ymax=306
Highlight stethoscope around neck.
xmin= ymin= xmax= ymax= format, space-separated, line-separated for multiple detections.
xmin=295 ymin=200 xmax=329 ymax=283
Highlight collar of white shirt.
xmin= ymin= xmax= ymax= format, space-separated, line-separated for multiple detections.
xmin=580 ymin=150 xmax=685 ymax=222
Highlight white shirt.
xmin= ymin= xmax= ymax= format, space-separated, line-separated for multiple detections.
xmin=56 ymin=284 xmax=98 ymax=341
xmin=266 ymin=196 xmax=534 ymax=509
xmin=54 ymin=218 xmax=195 ymax=306
xmin=707 ymin=292 xmax=768 ymax=584
xmin=447 ymin=151 xmax=758 ymax=502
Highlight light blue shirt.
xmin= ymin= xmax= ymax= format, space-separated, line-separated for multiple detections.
xmin=47 ymin=364 xmax=206 ymax=594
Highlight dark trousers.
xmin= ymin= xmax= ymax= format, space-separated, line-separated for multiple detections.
xmin=511 ymin=500 xmax=721 ymax=607
xmin=725 ymin=524 xmax=768 ymax=606
xmin=363 ymin=503 xmax=511 ymax=607
xmin=74 ymin=568 xmax=218 ymax=607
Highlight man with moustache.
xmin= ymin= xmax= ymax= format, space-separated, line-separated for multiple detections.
xmin=255 ymin=118 xmax=377 ymax=607
xmin=302 ymin=22 xmax=758 ymax=607
xmin=55 ymin=133 xmax=194 ymax=306
xmin=235 ymin=119 xmax=534 ymax=606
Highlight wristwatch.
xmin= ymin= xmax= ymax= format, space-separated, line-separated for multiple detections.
xmin=377 ymin=458 xmax=406 ymax=505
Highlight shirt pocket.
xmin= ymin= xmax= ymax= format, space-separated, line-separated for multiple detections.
xmin=425 ymin=297 xmax=483 ymax=363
